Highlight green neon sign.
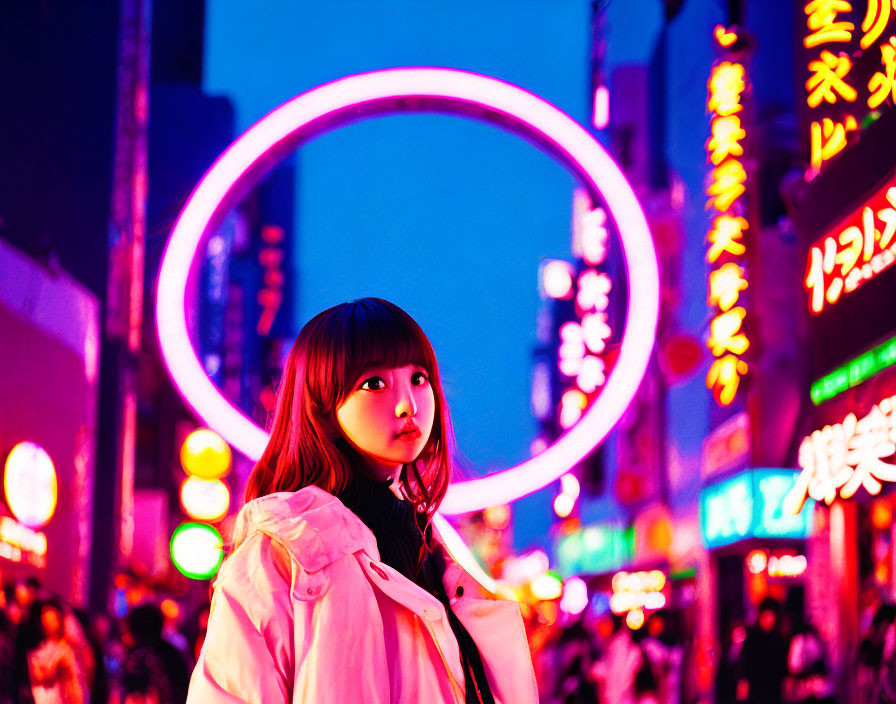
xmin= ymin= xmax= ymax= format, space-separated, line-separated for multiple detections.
xmin=555 ymin=522 xmax=634 ymax=577
xmin=699 ymin=468 xmax=813 ymax=549
xmin=811 ymin=335 xmax=896 ymax=405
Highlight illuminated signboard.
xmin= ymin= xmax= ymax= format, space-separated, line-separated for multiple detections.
xmin=3 ymin=442 xmax=58 ymax=528
xmin=700 ymin=468 xmax=813 ymax=549
xmin=805 ymin=176 xmax=896 ymax=313
xmin=811 ymin=333 xmax=896 ymax=403
xmin=705 ymin=29 xmax=751 ymax=406
xmin=257 ymin=224 xmax=285 ymax=336
xmin=785 ymin=391 xmax=896 ymax=512
xmin=610 ymin=570 xmax=667 ymax=614
xmin=0 ymin=516 xmax=47 ymax=568
xmin=802 ymin=0 xmax=896 ymax=175
xmin=555 ymin=521 xmax=634 ymax=577
xmin=549 ymin=189 xmax=617 ymax=430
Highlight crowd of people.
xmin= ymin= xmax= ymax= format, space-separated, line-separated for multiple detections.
xmin=534 ymin=596 xmax=896 ymax=704
xmin=535 ymin=607 xmax=685 ymax=704
xmin=0 ymin=575 xmax=208 ymax=704
xmin=9 ymin=572 xmax=896 ymax=704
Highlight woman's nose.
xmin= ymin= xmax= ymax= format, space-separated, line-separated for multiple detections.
xmin=395 ymin=385 xmax=417 ymax=418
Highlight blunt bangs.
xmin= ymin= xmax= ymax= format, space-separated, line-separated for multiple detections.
xmin=326 ymin=299 xmax=436 ymax=406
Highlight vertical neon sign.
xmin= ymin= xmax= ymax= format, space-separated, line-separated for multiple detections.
xmin=705 ymin=28 xmax=750 ymax=407
xmin=554 ymin=189 xmax=615 ymax=428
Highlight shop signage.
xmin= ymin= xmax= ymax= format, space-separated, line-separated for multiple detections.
xmin=805 ymin=176 xmax=896 ymax=314
xmin=3 ymin=441 xmax=58 ymax=528
xmin=554 ymin=190 xmax=617 ymax=429
xmin=554 ymin=521 xmax=634 ymax=577
xmin=702 ymin=410 xmax=751 ymax=478
xmin=785 ymin=391 xmax=896 ymax=512
xmin=610 ymin=570 xmax=667 ymax=614
xmin=0 ymin=516 xmax=47 ymax=568
xmin=705 ymin=29 xmax=751 ymax=406
xmin=700 ymin=469 xmax=813 ymax=549
xmin=811 ymin=332 xmax=896 ymax=403
xmin=802 ymin=0 xmax=896 ymax=174
xmin=257 ymin=224 xmax=285 ymax=336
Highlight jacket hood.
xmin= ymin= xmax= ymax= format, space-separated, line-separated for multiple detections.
xmin=231 ymin=485 xmax=380 ymax=572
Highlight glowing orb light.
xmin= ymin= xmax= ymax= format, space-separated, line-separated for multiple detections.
xmin=542 ymin=260 xmax=576 ymax=300
xmin=180 ymin=429 xmax=232 ymax=480
xmin=626 ymin=608 xmax=646 ymax=630
xmin=531 ymin=570 xmax=564 ymax=600
xmin=560 ymin=577 xmax=589 ymax=615
xmin=170 ymin=523 xmax=224 ymax=580
xmin=180 ymin=476 xmax=230 ymax=522
xmin=3 ymin=442 xmax=58 ymax=528
xmin=155 ymin=67 xmax=659 ymax=514
xmin=553 ymin=493 xmax=575 ymax=518
xmin=482 ymin=504 xmax=512 ymax=531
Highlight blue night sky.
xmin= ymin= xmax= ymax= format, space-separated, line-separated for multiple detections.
xmin=205 ymin=1 xmax=592 ymax=548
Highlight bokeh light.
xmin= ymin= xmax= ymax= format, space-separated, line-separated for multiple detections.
xmin=180 ymin=476 xmax=230 ymax=523
xmin=170 ymin=523 xmax=224 ymax=580
xmin=180 ymin=429 xmax=232 ymax=480
xmin=3 ymin=442 xmax=58 ymax=528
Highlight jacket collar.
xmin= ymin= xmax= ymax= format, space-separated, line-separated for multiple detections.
xmin=231 ymin=485 xmax=494 ymax=600
xmin=232 ymin=485 xmax=381 ymax=572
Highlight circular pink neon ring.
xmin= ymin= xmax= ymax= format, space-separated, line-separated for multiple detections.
xmin=156 ymin=67 xmax=659 ymax=514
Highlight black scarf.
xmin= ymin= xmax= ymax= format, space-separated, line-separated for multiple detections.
xmin=334 ymin=471 xmax=496 ymax=704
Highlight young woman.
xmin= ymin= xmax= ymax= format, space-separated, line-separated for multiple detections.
xmin=186 ymin=298 xmax=539 ymax=704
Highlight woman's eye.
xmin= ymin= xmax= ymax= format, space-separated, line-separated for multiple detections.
xmin=412 ymin=372 xmax=429 ymax=385
xmin=360 ymin=377 xmax=386 ymax=391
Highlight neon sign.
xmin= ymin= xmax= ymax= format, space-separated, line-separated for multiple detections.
xmin=802 ymin=1 xmax=896 ymax=174
xmin=257 ymin=224 xmax=284 ymax=336
xmin=0 ymin=516 xmax=47 ymax=568
xmin=705 ymin=33 xmax=751 ymax=406
xmin=155 ymin=67 xmax=659 ymax=514
xmin=610 ymin=570 xmax=667 ymax=614
xmin=700 ymin=469 xmax=813 ymax=549
xmin=553 ymin=189 xmax=616 ymax=426
xmin=785 ymin=392 xmax=896 ymax=512
xmin=811 ymin=333 xmax=896 ymax=404
xmin=3 ymin=442 xmax=58 ymax=528
xmin=555 ymin=521 xmax=634 ymax=577
xmin=805 ymin=177 xmax=896 ymax=313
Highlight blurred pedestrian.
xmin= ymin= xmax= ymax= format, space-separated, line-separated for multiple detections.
xmin=782 ymin=615 xmax=833 ymax=704
xmin=551 ymin=614 xmax=599 ymax=704
xmin=122 ymin=603 xmax=189 ymax=704
xmin=859 ymin=603 xmax=896 ymax=704
xmin=640 ymin=610 xmax=683 ymax=704
xmin=716 ymin=621 xmax=747 ymax=704
xmin=27 ymin=598 xmax=88 ymax=704
xmin=591 ymin=614 xmax=641 ymax=704
xmin=0 ymin=610 xmax=15 ymax=704
xmin=13 ymin=578 xmax=44 ymax=704
xmin=736 ymin=597 xmax=789 ymax=704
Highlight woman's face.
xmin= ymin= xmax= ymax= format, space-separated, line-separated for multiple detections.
xmin=336 ymin=363 xmax=436 ymax=481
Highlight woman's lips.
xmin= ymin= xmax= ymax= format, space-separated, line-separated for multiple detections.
xmin=396 ymin=428 xmax=421 ymax=440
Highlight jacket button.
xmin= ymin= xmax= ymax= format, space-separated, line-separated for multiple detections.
xmin=370 ymin=562 xmax=389 ymax=580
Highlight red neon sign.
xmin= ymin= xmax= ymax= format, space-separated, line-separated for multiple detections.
xmin=805 ymin=176 xmax=896 ymax=313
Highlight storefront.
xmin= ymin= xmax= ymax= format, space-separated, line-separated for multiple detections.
xmin=0 ymin=239 xmax=99 ymax=604
xmin=788 ymin=33 xmax=896 ymax=699
xmin=699 ymin=468 xmax=814 ymax=659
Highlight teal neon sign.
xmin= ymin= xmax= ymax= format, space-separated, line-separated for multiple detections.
xmin=555 ymin=522 xmax=634 ymax=577
xmin=811 ymin=334 xmax=896 ymax=405
xmin=699 ymin=469 xmax=813 ymax=549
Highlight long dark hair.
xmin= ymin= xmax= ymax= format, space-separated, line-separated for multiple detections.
xmin=245 ymin=298 xmax=456 ymax=524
